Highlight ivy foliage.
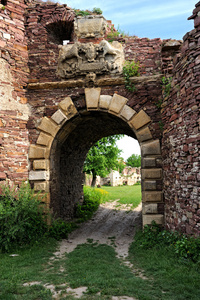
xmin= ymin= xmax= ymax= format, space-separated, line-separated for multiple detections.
xmin=123 ymin=60 xmax=140 ymax=92
xmin=162 ymin=76 xmax=172 ymax=98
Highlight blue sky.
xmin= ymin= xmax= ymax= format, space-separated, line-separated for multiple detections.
xmin=64 ymin=0 xmax=197 ymax=40
xmin=61 ymin=0 xmax=197 ymax=159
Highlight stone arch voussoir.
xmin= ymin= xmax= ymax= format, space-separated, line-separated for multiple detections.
xmin=28 ymin=88 xmax=164 ymax=226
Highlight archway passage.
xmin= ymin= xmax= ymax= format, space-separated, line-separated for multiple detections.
xmin=28 ymin=88 xmax=164 ymax=226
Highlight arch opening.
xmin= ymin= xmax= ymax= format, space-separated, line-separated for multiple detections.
xmin=50 ymin=111 xmax=136 ymax=220
xmin=29 ymin=89 xmax=164 ymax=226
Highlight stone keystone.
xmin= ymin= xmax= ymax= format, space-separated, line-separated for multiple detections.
xmin=142 ymin=169 xmax=162 ymax=180
xmin=120 ymin=105 xmax=136 ymax=121
xmin=109 ymin=94 xmax=127 ymax=114
xmin=143 ymin=214 xmax=164 ymax=226
xmin=37 ymin=117 xmax=59 ymax=137
xmin=29 ymin=170 xmax=49 ymax=181
xmin=29 ymin=145 xmax=46 ymax=159
xmin=142 ymin=191 xmax=163 ymax=202
xmin=141 ymin=140 xmax=161 ymax=156
xmin=129 ymin=110 xmax=151 ymax=130
xmin=85 ymin=88 xmax=101 ymax=109
xmin=99 ymin=95 xmax=112 ymax=110
xmin=33 ymin=159 xmax=49 ymax=170
xmin=136 ymin=126 xmax=152 ymax=142
xmin=58 ymin=97 xmax=78 ymax=119
xmin=36 ymin=132 xmax=53 ymax=147
xmin=51 ymin=109 xmax=68 ymax=125
xmin=143 ymin=203 xmax=158 ymax=214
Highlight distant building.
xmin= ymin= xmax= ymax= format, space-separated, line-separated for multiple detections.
xmin=84 ymin=166 xmax=141 ymax=187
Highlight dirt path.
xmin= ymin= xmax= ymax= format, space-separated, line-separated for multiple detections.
xmin=55 ymin=200 xmax=142 ymax=259
xmin=42 ymin=200 xmax=141 ymax=299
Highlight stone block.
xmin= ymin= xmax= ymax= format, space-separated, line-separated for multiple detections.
xmin=142 ymin=191 xmax=163 ymax=202
xmin=37 ymin=193 xmax=50 ymax=204
xmin=33 ymin=159 xmax=49 ymax=170
xmin=143 ymin=180 xmax=157 ymax=190
xmin=99 ymin=95 xmax=112 ymax=110
xmin=74 ymin=15 xmax=107 ymax=39
xmin=141 ymin=140 xmax=161 ymax=156
xmin=120 ymin=105 xmax=136 ymax=121
xmin=37 ymin=117 xmax=59 ymax=137
xmin=136 ymin=127 xmax=152 ymax=142
xmin=143 ymin=214 xmax=164 ymax=226
xmin=58 ymin=97 xmax=78 ymax=118
xmin=143 ymin=203 xmax=158 ymax=214
xmin=129 ymin=110 xmax=151 ymax=130
xmin=34 ymin=181 xmax=49 ymax=192
xmin=85 ymin=88 xmax=101 ymax=109
xmin=29 ymin=170 xmax=49 ymax=181
xmin=36 ymin=132 xmax=53 ymax=147
xmin=109 ymin=93 xmax=127 ymax=114
xmin=51 ymin=109 xmax=68 ymax=125
xmin=142 ymin=169 xmax=162 ymax=179
xmin=142 ymin=158 xmax=156 ymax=168
xmin=29 ymin=145 xmax=46 ymax=159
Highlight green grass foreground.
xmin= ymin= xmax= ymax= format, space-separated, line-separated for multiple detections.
xmin=102 ymin=184 xmax=141 ymax=209
xmin=1 ymin=237 xmax=200 ymax=299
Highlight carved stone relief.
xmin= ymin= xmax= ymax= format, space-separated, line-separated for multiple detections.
xmin=57 ymin=40 xmax=124 ymax=79
xmin=74 ymin=15 xmax=107 ymax=39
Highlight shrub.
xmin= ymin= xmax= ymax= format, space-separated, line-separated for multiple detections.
xmin=134 ymin=221 xmax=200 ymax=262
xmin=75 ymin=186 xmax=108 ymax=222
xmin=48 ymin=218 xmax=77 ymax=240
xmin=92 ymin=7 xmax=102 ymax=15
xmin=123 ymin=60 xmax=140 ymax=92
xmin=0 ymin=182 xmax=47 ymax=252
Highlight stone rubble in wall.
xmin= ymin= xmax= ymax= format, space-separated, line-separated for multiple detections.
xmin=0 ymin=0 xmax=30 ymax=182
xmin=162 ymin=4 xmax=200 ymax=235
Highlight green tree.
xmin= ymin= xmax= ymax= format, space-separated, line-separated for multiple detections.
xmin=83 ymin=135 xmax=123 ymax=187
xmin=126 ymin=154 xmax=141 ymax=167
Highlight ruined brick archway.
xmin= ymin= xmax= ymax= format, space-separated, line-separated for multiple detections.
xmin=29 ymin=88 xmax=163 ymax=226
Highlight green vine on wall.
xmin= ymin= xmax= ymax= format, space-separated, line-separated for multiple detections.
xmin=122 ymin=60 xmax=140 ymax=92
xmin=162 ymin=76 xmax=172 ymax=98
xmin=155 ymin=76 xmax=172 ymax=109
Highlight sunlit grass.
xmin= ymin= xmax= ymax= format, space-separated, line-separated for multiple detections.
xmin=101 ymin=184 xmax=141 ymax=209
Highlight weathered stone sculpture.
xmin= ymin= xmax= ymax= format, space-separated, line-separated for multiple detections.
xmin=57 ymin=40 xmax=124 ymax=78
xmin=74 ymin=15 xmax=107 ymax=39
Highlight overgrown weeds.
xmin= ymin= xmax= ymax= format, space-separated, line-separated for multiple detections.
xmin=0 ymin=182 xmax=47 ymax=252
xmin=0 ymin=183 xmax=108 ymax=252
xmin=133 ymin=221 xmax=200 ymax=262
xmin=75 ymin=186 xmax=108 ymax=222
xmin=123 ymin=60 xmax=140 ymax=92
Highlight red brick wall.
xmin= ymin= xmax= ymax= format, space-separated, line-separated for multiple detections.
xmin=162 ymin=2 xmax=200 ymax=235
xmin=0 ymin=0 xmax=29 ymax=184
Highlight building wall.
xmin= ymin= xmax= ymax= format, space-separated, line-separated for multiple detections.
xmin=0 ymin=0 xmax=30 ymax=184
xmin=162 ymin=4 xmax=200 ymax=235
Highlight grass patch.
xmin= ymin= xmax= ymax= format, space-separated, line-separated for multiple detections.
xmin=102 ymin=184 xmax=141 ymax=209
xmin=128 ymin=229 xmax=200 ymax=300
xmin=65 ymin=242 xmax=162 ymax=299
xmin=0 ymin=238 xmax=59 ymax=299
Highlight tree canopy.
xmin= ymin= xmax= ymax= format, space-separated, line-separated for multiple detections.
xmin=83 ymin=135 xmax=123 ymax=186
xmin=126 ymin=154 xmax=141 ymax=167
